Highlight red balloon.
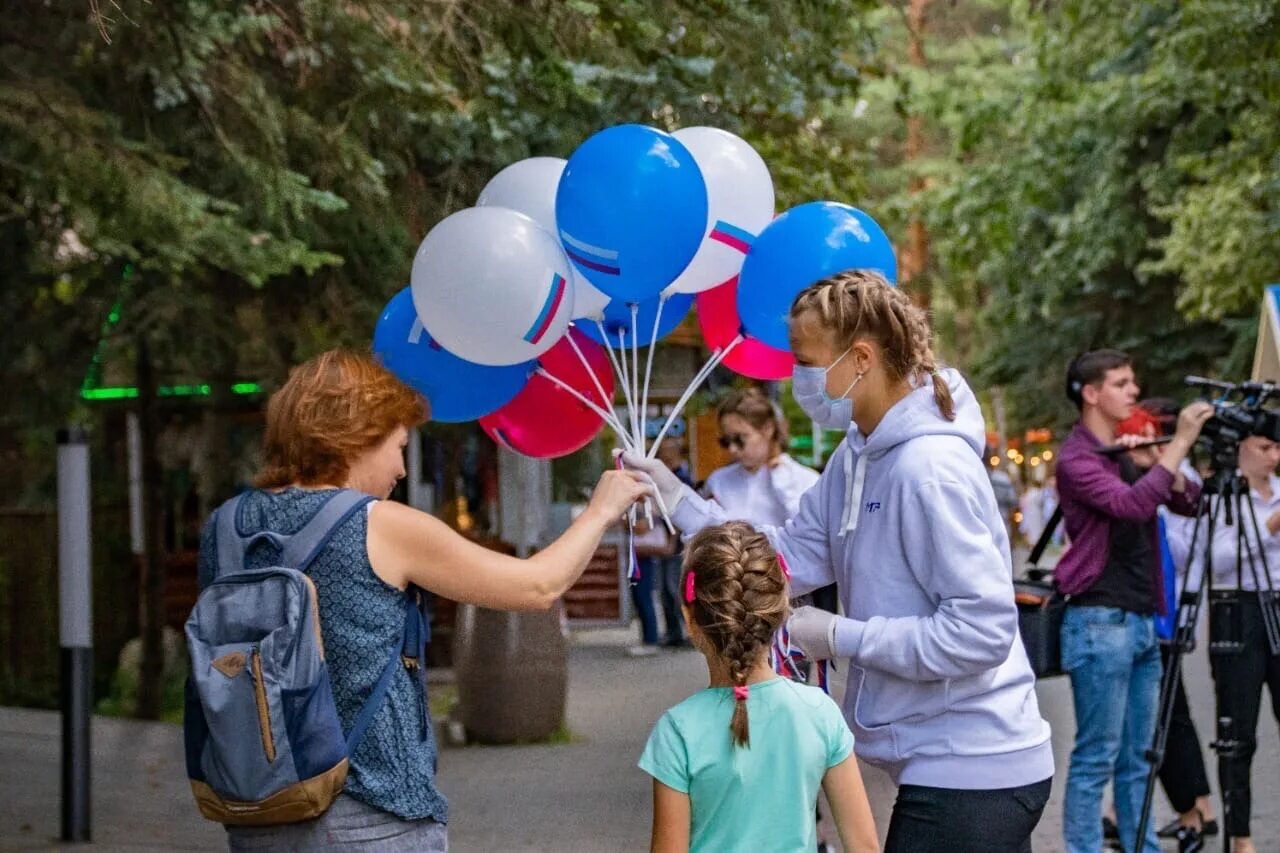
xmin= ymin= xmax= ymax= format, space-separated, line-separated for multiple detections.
xmin=696 ymin=277 xmax=795 ymax=380
xmin=480 ymin=328 xmax=615 ymax=458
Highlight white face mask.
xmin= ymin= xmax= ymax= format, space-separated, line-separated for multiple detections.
xmin=791 ymin=347 xmax=864 ymax=430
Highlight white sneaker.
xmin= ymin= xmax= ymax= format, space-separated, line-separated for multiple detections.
xmin=626 ymin=644 xmax=659 ymax=657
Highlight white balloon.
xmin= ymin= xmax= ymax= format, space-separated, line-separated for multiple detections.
xmin=478 ymin=157 xmax=612 ymax=320
xmin=411 ymin=207 xmax=576 ymax=366
xmin=665 ymin=127 xmax=775 ymax=295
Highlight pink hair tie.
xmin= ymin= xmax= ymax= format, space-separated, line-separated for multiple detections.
xmin=733 ymin=685 xmax=749 ymax=701
xmin=777 ymin=553 xmax=792 ymax=581
xmin=684 ymin=572 xmax=696 ymax=603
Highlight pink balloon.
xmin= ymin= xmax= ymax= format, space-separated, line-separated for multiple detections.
xmin=696 ymin=277 xmax=795 ymax=381
xmin=480 ymin=328 xmax=615 ymax=458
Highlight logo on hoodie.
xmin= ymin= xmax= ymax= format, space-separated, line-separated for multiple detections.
xmin=865 ymin=501 xmax=881 ymax=513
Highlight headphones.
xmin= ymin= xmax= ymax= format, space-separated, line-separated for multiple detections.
xmin=1065 ymin=351 xmax=1090 ymax=403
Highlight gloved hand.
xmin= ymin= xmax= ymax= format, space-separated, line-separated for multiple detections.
xmin=616 ymin=449 xmax=693 ymax=516
xmin=787 ymin=605 xmax=840 ymax=661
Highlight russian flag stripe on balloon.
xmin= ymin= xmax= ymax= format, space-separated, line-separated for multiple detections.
xmin=523 ymin=273 xmax=568 ymax=344
xmin=560 ymin=231 xmax=621 ymax=276
xmin=708 ymin=220 xmax=754 ymax=254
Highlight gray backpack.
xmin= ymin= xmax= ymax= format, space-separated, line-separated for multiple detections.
xmin=183 ymin=490 xmax=427 ymax=825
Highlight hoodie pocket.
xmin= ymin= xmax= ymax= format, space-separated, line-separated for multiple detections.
xmin=850 ymin=666 xmax=950 ymax=763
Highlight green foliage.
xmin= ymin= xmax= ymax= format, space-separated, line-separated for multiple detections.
xmin=909 ymin=0 xmax=1279 ymax=429
xmin=1 ymin=1 xmax=878 ymax=447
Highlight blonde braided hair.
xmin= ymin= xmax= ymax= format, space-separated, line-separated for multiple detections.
xmin=789 ymin=270 xmax=955 ymax=421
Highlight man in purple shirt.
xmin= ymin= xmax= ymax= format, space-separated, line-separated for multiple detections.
xmin=1055 ymin=350 xmax=1213 ymax=853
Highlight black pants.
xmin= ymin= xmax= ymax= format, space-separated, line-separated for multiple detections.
xmin=883 ymin=778 xmax=1051 ymax=853
xmin=1209 ymin=593 xmax=1280 ymax=838
xmin=1158 ymin=644 xmax=1212 ymax=814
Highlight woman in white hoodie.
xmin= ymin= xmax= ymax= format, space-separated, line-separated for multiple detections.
xmin=625 ymin=270 xmax=1053 ymax=852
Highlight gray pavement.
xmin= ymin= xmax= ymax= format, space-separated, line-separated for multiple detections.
xmin=2 ymin=625 xmax=1277 ymax=851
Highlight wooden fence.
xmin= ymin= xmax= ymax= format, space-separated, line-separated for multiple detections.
xmin=0 ymin=505 xmax=137 ymax=707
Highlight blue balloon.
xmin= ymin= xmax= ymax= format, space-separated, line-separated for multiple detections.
xmin=373 ymin=288 xmax=533 ymax=423
xmin=576 ymin=292 xmax=694 ymax=348
xmin=736 ymin=202 xmax=897 ymax=351
xmin=556 ymin=124 xmax=708 ymax=303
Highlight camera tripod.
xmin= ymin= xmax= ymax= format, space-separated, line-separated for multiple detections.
xmin=1136 ymin=464 xmax=1280 ymax=851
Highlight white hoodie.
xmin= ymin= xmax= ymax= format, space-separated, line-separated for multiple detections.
xmin=673 ymin=369 xmax=1054 ymax=788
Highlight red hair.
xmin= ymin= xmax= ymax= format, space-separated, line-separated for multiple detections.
xmin=1116 ymin=407 xmax=1159 ymax=439
xmin=255 ymin=349 xmax=428 ymax=489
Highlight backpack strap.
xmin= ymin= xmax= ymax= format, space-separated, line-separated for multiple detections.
xmin=1028 ymin=506 xmax=1063 ymax=568
xmin=211 ymin=490 xmax=372 ymax=580
xmin=346 ymin=595 xmax=420 ymax=754
xmin=279 ymin=490 xmax=373 ymax=572
xmin=212 ymin=494 xmax=288 ymax=580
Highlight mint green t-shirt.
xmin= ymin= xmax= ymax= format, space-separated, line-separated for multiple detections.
xmin=638 ymin=677 xmax=854 ymax=853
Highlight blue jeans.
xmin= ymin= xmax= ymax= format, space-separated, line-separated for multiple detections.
xmin=632 ymin=557 xmax=659 ymax=645
xmin=1061 ymin=606 xmax=1161 ymax=853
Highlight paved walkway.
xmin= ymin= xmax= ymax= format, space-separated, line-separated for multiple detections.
xmin=2 ymin=626 xmax=1277 ymax=851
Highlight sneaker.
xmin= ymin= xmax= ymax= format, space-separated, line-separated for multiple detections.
xmin=627 ymin=644 xmax=659 ymax=657
xmin=1159 ymin=815 xmax=1219 ymax=839
xmin=1174 ymin=825 xmax=1204 ymax=853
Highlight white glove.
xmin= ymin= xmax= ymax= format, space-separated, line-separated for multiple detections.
xmin=617 ymin=449 xmax=692 ymax=515
xmin=787 ymin=605 xmax=839 ymax=661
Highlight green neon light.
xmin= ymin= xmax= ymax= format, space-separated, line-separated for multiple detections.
xmin=80 ymin=383 xmax=262 ymax=401
xmin=79 ymin=267 xmax=265 ymax=403
xmin=81 ymin=387 xmax=139 ymax=401
xmin=80 ymin=264 xmax=133 ymax=395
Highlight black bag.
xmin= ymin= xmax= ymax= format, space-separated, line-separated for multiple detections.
xmin=1014 ymin=507 xmax=1067 ymax=679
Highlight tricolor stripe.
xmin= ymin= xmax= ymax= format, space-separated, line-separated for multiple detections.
xmin=561 ymin=230 xmax=621 ymax=276
xmin=708 ymin=220 xmax=755 ymax=254
xmin=491 ymin=428 xmax=514 ymax=451
xmin=523 ymin=273 xmax=567 ymax=345
xmin=408 ymin=319 xmax=442 ymax=350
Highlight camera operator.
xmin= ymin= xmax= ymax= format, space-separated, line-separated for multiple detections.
xmin=1114 ymin=403 xmax=1217 ymax=851
xmin=1056 ymin=350 xmax=1212 ymax=853
xmin=1167 ymin=434 xmax=1280 ymax=853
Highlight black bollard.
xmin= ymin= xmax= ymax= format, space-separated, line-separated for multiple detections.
xmin=57 ymin=426 xmax=92 ymax=842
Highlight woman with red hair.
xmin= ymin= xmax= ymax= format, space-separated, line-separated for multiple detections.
xmin=200 ymin=349 xmax=651 ymax=851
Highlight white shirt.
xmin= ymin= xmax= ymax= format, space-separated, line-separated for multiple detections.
xmin=703 ymin=454 xmax=821 ymax=528
xmin=1167 ymin=473 xmax=1280 ymax=592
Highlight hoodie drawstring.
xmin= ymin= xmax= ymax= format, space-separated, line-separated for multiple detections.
xmin=841 ymin=451 xmax=867 ymax=536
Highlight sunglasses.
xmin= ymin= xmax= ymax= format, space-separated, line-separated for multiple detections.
xmin=718 ymin=433 xmax=747 ymax=450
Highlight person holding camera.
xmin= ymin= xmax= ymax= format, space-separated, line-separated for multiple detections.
xmin=1166 ymin=434 xmax=1280 ymax=853
xmin=1056 ymin=350 xmax=1212 ymax=853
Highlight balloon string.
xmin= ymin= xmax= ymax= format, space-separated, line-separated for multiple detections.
xmin=628 ymin=311 xmax=641 ymax=450
xmin=535 ymin=367 xmax=635 ymax=450
xmin=566 ymin=331 xmax=618 ymax=417
xmin=618 ymin=327 xmax=640 ymax=450
xmin=639 ymin=295 xmax=666 ymax=456
xmin=598 ymin=320 xmax=639 ymax=445
xmin=646 ymin=334 xmax=744 ymax=458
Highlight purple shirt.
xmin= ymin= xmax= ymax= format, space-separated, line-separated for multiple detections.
xmin=1054 ymin=422 xmax=1200 ymax=613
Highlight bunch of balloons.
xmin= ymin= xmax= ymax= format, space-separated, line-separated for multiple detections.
xmin=373 ymin=122 xmax=897 ymax=461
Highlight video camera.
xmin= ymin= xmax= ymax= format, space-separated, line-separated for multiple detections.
xmin=1185 ymin=376 xmax=1280 ymax=473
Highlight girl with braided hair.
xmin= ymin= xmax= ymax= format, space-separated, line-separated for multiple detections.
xmin=624 ymin=270 xmax=1053 ymax=852
xmin=639 ymin=522 xmax=878 ymax=853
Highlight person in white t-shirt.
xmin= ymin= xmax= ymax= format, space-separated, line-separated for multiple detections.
xmin=706 ymin=387 xmax=820 ymax=527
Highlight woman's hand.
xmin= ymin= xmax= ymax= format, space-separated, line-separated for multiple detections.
xmin=586 ymin=469 xmax=655 ymax=523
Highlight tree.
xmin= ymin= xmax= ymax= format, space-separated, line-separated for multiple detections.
xmin=1 ymin=0 xmax=881 ymax=714
xmin=917 ymin=0 xmax=1278 ymax=430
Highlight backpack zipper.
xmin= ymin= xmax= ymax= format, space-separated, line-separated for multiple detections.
xmin=250 ymin=648 xmax=277 ymax=763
